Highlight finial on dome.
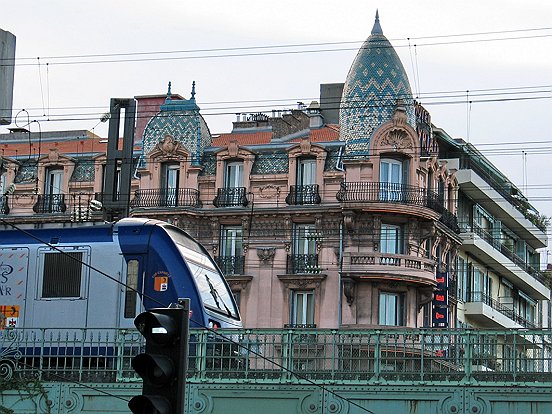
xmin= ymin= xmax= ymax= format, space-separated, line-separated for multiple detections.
xmin=190 ymin=81 xmax=196 ymax=101
xmin=371 ymin=9 xmax=383 ymax=35
xmin=166 ymin=81 xmax=172 ymax=101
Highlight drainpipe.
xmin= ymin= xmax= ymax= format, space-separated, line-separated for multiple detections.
xmin=338 ymin=219 xmax=344 ymax=326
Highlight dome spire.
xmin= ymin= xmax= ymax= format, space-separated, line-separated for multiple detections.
xmin=371 ymin=9 xmax=383 ymax=35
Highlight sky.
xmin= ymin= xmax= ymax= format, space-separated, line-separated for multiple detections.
xmin=1 ymin=0 xmax=551 ymax=256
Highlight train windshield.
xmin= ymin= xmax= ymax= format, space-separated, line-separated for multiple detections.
xmin=164 ymin=227 xmax=239 ymax=320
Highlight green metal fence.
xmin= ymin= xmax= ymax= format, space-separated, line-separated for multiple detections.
xmin=2 ymin=328 xmax=552 ymax=385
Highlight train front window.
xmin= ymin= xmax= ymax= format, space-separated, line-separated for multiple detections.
xmin=164 ymin=227 xmax=239 ymax=319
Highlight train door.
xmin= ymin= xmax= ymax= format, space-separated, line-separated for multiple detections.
xmin=0 ymin=247 xmax=29 ymax=330
xmin=29 ymin=246 xmax=91 ymax=328
xmin=117 ymin=256 xmax=146 ymax=326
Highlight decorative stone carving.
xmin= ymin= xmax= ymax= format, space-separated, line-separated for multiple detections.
xmin=225 ymin=275 xmax=253 ymax=291
xmin=228 ymin=140 xmax=239 ymax=157
xmin=278 ymin=274 xmax=326 ymax=289
xmin=342 ymin=277 xmax=356 ymax=305
xmin=256 ymin=247 xmax=276 ymax=264
xmin=48 ymin=148 xmax=60 ymax=163
xmin=159 ymin=134 xmax=178 ymax=155
xmin=300 ymin=137 xmax=311 ymax=154
xmin=380 ymin=128 xmax=412 ymax=150
xmin=257 ymin=184 xmax=280 ymax=199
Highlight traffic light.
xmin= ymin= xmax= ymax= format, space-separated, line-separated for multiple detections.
xmin=128 ymin=300 xmax=189 ymax=414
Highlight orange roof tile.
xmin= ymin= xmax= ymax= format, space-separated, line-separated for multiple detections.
xmin=289 ymin=125 xmax=341 ymax=143
xmin=211 ymin=131 xmax=272 ymax=147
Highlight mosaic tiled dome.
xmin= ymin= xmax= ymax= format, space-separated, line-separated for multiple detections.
xmin=339 ymin=11 xmax=415 ymax=155
xmin=142 ymin=82 xmax=212 ymax=164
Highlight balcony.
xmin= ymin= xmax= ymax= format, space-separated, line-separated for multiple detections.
xmin=461 ymin=224 xmax=550 ymax=300
xmin=342 ymin=252 xmax=436 ymax=285
xmin=285 ymin=184 xmax=321 ymax=205
xmin=32 ymin=194 xmax=66 ymax=214
xmin=130 ymin=188 xmax=201 ymax=208
xmin=465 ymin=291 xmax=538 ymax=329
xmin=213 ymin=187 xmax=248 ymax=208
xmin=286 ymin=254 xmax=320 ymax=274
xmin=215 ymin=255 xmax=245 ymax=275
xmin=336 ymin=181 xmax=459 ymax=232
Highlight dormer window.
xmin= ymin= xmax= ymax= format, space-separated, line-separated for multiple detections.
xmin=286 ymin=157 xmax=321 ymax=205
xmin=162 ymin=163 xmax=180 ymax=206
xmin=213 ymin=159 xmax=248 ymax=207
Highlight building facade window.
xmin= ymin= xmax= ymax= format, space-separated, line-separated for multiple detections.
xmin=297 ymin=158 xmax=316 ymax=186
xmin=290 ymin=290 xmax=315 ymax=327
xmin=287 ymin=223 xmax=319 ymax=274
xmin=378 ymin=291 xmax=405 ymax=326
xmin=225 ymin=160 xmax=244 ymax=189
xmin=161 ymin=163 xmax=179 ymax=206
xmin=380 ymin=223 xmax=403 ymax=255
xmin=217 ymin=225 xmax=244 ymax=275
xmin=380 ymin=158 xmax=403 ymax=201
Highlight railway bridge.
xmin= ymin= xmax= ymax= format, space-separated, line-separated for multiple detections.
xmin=1 ymin=328 xmax=551 ymax=413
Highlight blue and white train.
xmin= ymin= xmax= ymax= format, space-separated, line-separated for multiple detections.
xmin=0 ymin=218 xmax=242 ymax=331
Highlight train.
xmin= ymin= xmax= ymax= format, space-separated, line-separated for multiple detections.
xmin=0 ymin=218 xmax=242 ymax=331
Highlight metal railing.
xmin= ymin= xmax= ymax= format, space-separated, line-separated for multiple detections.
xmin=215 ymin=255 xmax=245 ymax=275
xmin=213 ymin=187 xmax=248 ymax=207
xmin=336 ymin=182 xmax=459 ymax=233
xmin=285 ymin=184 xmax=321 ymax=205
xmin=286 ymin=254 xmax=320 ymax=274
xmin=130 ymin=188 xmax=201 ymax=208
xmin=467 ymin=291 xmax=538 ymax=329
xmin=32 ymin=194 xmax=66 ymax=214
xmin=466 ymin=223 xmax=547 ymax=286
xmin=2 ymin=328 xmax=552 ymax=385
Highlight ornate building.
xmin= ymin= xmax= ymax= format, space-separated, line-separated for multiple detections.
xmin=1 ymin=13 xmax=548 ymax=334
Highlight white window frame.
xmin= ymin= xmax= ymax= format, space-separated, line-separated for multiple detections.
xmin=378 ymin=291 xmax=404 ymax=326
xmin=291 ymin=290 xmax=315 ymax=326
xmin=225 ymin=161 xmax=244 ymax=188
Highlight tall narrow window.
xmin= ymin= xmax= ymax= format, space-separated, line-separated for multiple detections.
xmin=290 ymin=291 xmax=315 ymax=326
xmin=124 ymin=259 xmax=139 ymax=318
xmin=162 ymin=163 xmax=180 ymax=206
xmin=380 ymin=223 xmax=402 ymax=254
xmin=379 ymin=292 xmax=404 ymax=326
xmin=289 ymin=223 xmax=318 ymax=274
xmin=44 ymin=168 xmax=64 ymax=213
xmin=380 ymin=159 xmax=403 ymax=201
xmin=218 ymin=225 xmax=244 ymax=275
xmin=225 ymin=161 xmax=243 ymax=188
xmin=297 ymin=158 xmax=316 ymax=186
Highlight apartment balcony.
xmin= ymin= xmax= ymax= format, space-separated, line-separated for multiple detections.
xmin=130 ymin=188 xmax=201 ymax=208
xmin=341 ymin=252 xmax=436 ymax=286
xmin=213 ymin=187 xmax=248 ymax=208
xmin=461 ymin=225 xmax=550 ymax=300
xmin=286 ymin=254 xmax=320 ymax=274
xmin=464 ymin=291 xmax=538 ymax=329
xmin=285 ymin=184 xmax=321 ymax=205
xmin=454 ymin=162 xmax=547 ymax=248
xmin=32 ymin=194 xmax=67 ymax=214
xmin=336 ymin=181 xmax=459 ymax=233
xmin=215 ymin=255 xmax=245 ymax=276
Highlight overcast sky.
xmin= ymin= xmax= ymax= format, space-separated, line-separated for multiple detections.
xmin=1 ymin=0 xmax=551 ymax=255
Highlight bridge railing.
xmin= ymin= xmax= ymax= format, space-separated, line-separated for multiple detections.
xmin=1 ymin=328 xmax=551 ymax=384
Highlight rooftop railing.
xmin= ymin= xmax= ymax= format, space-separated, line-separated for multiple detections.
xmin=467 ymin=291 xmax=538 ymax=329
xmin=2 ymin=328 xmax=551 ymax=385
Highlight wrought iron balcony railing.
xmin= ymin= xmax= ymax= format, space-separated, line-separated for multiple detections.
xmin=130 ymin=188 xmax=201 ymax=208
xmin=336 ymin=181 xmax=459 ymax=233
xmin=467 ymin=291 xmax=538 ymax=329
xmin=32 ymin=194 xmax=67 ymax=214
xmin=285 ymin=184 xmax=321 ymax=205
xmin=286 ymin=254 xmax=320 ymax=274
xmin=215 ymin=255 xmax=245 ymax=275
xmin=213 ymin=187 xmax=248 ymax=208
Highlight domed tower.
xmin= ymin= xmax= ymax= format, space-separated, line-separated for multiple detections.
xmin=339 ymin=11 xmax=415 ymax=156
xmin=142 ymin=81 xmax=212 ymax=166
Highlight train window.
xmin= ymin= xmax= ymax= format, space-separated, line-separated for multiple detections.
xmin=42 ymin=252 xmax=83 ymax=298
xmin=124 ymin=260 xmax=139 ymax=318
